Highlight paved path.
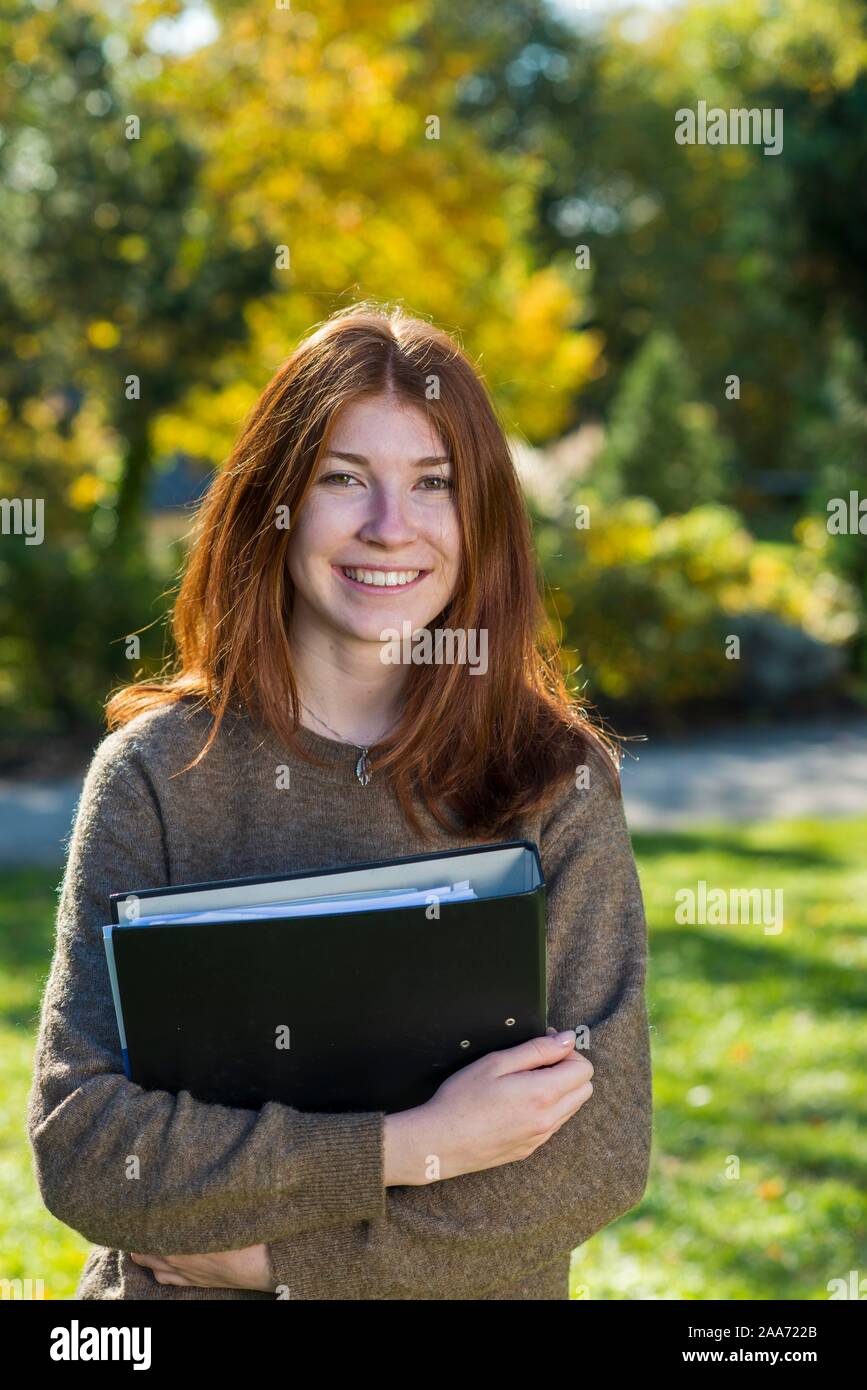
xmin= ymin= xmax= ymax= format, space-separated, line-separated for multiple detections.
xmin=619 ymin=717 xmax=867 ymax=830
xmin=1 ymin=719 xmax=865 ymax=865
xmin=0 ymin=776 xmax=84 ymax=868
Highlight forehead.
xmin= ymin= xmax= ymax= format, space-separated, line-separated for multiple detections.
xmin=327 ymin=394 xmax=448 ymax=459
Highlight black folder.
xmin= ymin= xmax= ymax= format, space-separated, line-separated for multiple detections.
xmin=102 ymin=840 xmax=547 ymax=1114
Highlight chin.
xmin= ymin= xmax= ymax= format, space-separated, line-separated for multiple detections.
xmin=332 ymin=606 xmax=430 ymax=646
xmin=347 ymin=613 xmax=418 ymax=642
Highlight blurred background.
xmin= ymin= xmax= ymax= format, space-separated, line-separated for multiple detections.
xmin=1 ymin=0 xmax=865 ymax=1299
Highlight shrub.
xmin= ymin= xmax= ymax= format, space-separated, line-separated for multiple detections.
xmin=535 ymin=493 xmax=859 ymax=719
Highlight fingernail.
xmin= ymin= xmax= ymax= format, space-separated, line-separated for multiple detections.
xmin=556 ymin=1029 xmax=576 ymax=1046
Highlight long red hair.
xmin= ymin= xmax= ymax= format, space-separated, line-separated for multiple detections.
xmin=107 ymin=301 xmax=619 ymax=838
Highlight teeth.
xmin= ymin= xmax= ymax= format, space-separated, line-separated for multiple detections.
xmin=342 ymin=568 xmax=421 ymax=587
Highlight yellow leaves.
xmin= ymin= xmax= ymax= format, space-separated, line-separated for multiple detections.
xmin=2 ymin=387 xmax=121 ymax=521
xmin=13 ymin=33 xmax=39 ymax=63
xmin=86 ymin=320 xmax=120 ymax=350
xmin=22 ymin=396 xmax=61 ymax=431
xmin=741 ymin=540 xmax=861 ymax=644
xmin=793 ymin=515 xmax=827 ymax=553
xmin=562 ymin=328 xmax=606 ymax=382
xmin=741 ymin=0 xmax=867 ymax=90
xmin=127 ymin=0 xmax=598 ymax=450
xmin=313 ymin=128 xmax=352 ymax=172
xmin=117 ymin=235 xmax=148 ymax=263
xmin=334 ymin=199 xmax=364 ymax=234
xmin=67 ymin=473 xmax=107 ymax=510
xmin=152 ymin=378 xmax=260 ymax=462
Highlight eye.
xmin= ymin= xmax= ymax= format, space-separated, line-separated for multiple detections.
xmin=419 ymin=474 xmax=454 ymax=492
xmin=319 ymin=471 xmax=359 ymax=487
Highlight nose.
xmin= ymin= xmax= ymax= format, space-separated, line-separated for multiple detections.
xmin=356 ymin=479 xmax=418 ymax=548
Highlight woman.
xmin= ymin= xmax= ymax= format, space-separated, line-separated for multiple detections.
xmin=27 ymin=302 xmax=652 ymax=1300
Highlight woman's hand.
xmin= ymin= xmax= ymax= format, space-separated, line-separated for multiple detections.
xmin=129 ymin=1243 xmax=274 ymax=1292
xmin=384 ymin=1026 xmax=593 ymax=1186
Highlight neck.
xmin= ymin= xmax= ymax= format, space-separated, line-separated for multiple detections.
xmin=289 ymin=623 xmax=408 ymax=748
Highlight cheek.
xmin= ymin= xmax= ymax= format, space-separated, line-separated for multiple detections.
xmin=425 ymin=507 xmax=460 ymax=560
xmin=442 ymin=518 xmax=462 ymax=578
xmin=286 ymin=509 xmax=335 ymax=575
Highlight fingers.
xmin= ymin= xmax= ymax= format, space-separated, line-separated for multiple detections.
xmin=492 ymin=1031 xmax=579 ymax=1075
xmin=536 ymin=1055 xmax=593 ymax=1113
xmin=129 ymin=1251 xmax=193 ymax=1286
xmin=548 ymin=1079 xmax=594 ymax=1132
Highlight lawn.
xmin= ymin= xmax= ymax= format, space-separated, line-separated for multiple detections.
xmin=2 ymin=818 xmax=865 ymax=1300
xmin=571 ymin=815 xmax=867 ymax=1299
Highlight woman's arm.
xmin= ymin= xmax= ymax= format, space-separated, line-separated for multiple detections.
xmin=265 ymin=751 xmax=653 ymax=1299
xmin=26 ymin=735 xmax=387 ymax=1257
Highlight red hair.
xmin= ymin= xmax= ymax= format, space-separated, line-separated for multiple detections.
xmin=107 ymin=301 xmax=619 ymax=838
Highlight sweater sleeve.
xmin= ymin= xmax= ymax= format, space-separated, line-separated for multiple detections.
xmin=26 ymin=733 xmax=386 ymax=1256
xmin=266 ymin=749 xmax=652 ymax=1299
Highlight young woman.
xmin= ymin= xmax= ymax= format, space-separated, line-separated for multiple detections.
xmin=28 ymin=302 xmax=652 ymax=1301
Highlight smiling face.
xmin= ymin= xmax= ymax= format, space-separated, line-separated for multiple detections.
xmin=286 ymin=392 xmax=461 ymax=647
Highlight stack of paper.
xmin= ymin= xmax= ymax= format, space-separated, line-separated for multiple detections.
xmin=128 ymin=880 xmax=476 ymax=925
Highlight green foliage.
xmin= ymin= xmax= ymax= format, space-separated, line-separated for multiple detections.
xmin=800 ymin=329 xmax=867 ymax=505
xmin=536 ymin=494 xmax=858 ymax=718
xmin=589 ymin=331 xmax=733 ymax=513
xmin=0 ymin=536 xmax=175 ymax=733
xmin=797 ymin=329 xmax=867 ymax=680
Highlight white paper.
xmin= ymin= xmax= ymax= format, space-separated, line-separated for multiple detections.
xmin=130 ymin=880 xmax=476 ymax=926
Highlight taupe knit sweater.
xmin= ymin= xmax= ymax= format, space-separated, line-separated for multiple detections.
xmin=27 ymin=700 xmax=652 ymax=1300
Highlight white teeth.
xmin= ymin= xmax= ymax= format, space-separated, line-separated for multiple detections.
xmin=342 ymin=568 xmax=421 ymax=587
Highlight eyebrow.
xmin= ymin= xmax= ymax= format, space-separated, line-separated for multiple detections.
xmin=325 ymin=450 xmax=451 ymax=468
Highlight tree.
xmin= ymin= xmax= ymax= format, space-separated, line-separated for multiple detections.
xmin=0 ymin=0 xmax=601 ymax=732
xmin=590 ymin=330 xmax=732 ymax=513
xmin=0 ymin=0 xmax=275 ymax=555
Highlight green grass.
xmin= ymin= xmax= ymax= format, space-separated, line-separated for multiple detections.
xmin=571 ymin=816 xmax=867 ymax=1299
xmin=1 ymin=822 xmax=865 ymax=1300
xmin=0 ymin=865 xmax=90 ymax=1298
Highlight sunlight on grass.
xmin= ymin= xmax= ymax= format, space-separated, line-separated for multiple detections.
xmin=571 ymin=816 xmax=867 ymax=1299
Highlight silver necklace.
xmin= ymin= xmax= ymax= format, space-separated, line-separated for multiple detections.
xmin=298 ymin=700 xmax=401 ymax=786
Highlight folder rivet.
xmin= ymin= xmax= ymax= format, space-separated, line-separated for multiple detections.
xmin=460 ymin=1039 xmax=470 ymax=1048
xmin=505 ymin=1018 xmax=516 ymax=1026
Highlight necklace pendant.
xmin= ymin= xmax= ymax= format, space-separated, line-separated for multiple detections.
xmin=355 ymin=747 xmax=372 ymax=786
